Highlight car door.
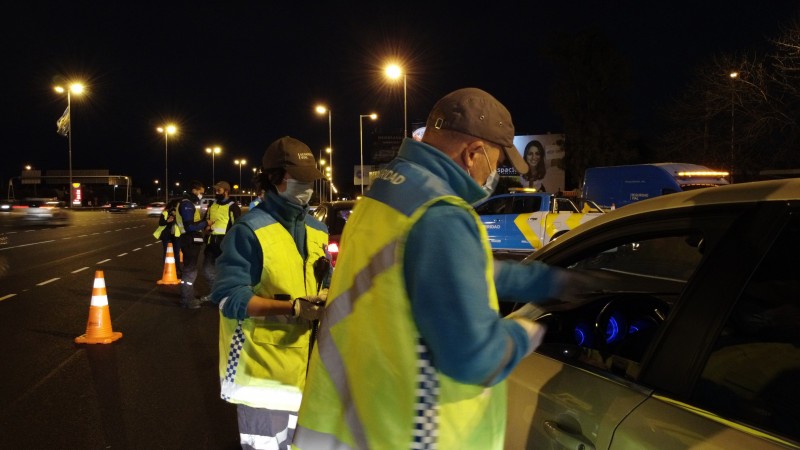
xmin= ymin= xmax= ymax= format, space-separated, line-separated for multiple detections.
xmin=612 ymin=203 xmax=800 ymax=449
xmin=506 ymin=231 xmax=709 ymax=449
xmin=475 ymin=196 xmax=513 ymax=249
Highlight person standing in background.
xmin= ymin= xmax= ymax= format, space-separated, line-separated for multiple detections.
xmin=200 ymin=181 xmax=241 ymax=303
xmin=176 ymin=180 xmax=210 ymax=310
xmin=153 ymin=198 xmax=182 ymax=277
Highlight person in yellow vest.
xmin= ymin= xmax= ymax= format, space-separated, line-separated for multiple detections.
xmin=176 ymin=180 xmax=211 ymax=310
xmin=153 ymin=198 xmax=182 ymax=277
xmin=210 ymin=136 xmax=331 ymax=450
xmin=200 ymin=180 xmax=241 ymax=303
xmin=294 ymin=88 xmax=589 ymax=449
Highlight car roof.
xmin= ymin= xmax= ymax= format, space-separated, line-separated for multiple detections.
xmin=544 ymin=178 xmax=800 ymax=245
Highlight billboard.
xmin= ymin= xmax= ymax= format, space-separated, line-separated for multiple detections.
xmin=512 ymin=134 xmax=566 ymax=193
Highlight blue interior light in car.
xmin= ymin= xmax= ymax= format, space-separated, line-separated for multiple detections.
xmin=574 ymin=328 xmax=586 ymax=346
xmin=606 ymin=316 xmax=620 ymax=343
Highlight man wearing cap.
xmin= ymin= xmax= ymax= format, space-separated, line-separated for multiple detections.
xmin=295 ymin=88 xmax=586 ymax=449
xmin=210 ymin=136 xmax=331 ymax=450
xmin=199 ymin=180 xmax=241 ymax=303
xmin=176 ymin=180 xmax=211 ymax=309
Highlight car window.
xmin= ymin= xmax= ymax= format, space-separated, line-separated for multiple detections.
xmin=691 ymin=213 xmax=800 ymax=441
xmin=511 ymin=196 xmax=541 ymax=214
xmin=553 ymin=198 xmax=579 ymax=213
xmin=528 ymin=233 xmax=705 ymax=377
xmin=570 ymin=234 xmax=704 ymax=282
xmin=475 ymin=197 xmax=512 ymax=215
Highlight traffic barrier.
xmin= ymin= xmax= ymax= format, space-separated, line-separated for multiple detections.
xmin=157 ymin=242 xmax=181 ymax=285
xmin=75 ymin=270 xmax=123 ymax=344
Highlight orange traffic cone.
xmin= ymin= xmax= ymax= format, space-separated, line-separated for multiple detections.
xmin=75 ymin=270 xmax=123 ymax=344
xmin=157 ymin=242 xmax=181 ymax=285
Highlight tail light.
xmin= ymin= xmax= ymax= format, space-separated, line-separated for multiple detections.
xmin=328 ymin=240 xmax=340 ymax=266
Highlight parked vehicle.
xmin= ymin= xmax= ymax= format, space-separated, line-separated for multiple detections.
xmin=473 ymin=189 xmax=604 ymax=257
xmin=504 ymin=178 xmax=800 ymax=449
xmin=581 ymin=162 xmax=729 ymax=210
xmin=310 ymin=200 xmax=356 ymax=266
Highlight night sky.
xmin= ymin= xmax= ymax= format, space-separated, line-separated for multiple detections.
xmin=5 ymin=1 xmax=799 ymax=200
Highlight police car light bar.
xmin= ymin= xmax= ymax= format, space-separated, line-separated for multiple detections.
xmin=676 ymin=171 xmax=729 ymax=178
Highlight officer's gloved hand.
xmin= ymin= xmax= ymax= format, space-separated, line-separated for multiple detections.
xmin=512 ymin=318 xmax=547 ymax=357
xmin=292 ymin=296 xmax=326 ymax=321
xmin=536 ymin=267 xmax=612 ymax=311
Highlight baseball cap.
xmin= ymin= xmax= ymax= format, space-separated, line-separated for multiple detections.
xmin=426 ymin=88 xmax=528 ymax=174
xmin=262 ymin=136 xmax=325 ymax=182
xmin=213 ymin=181 xmax=231 ymax=192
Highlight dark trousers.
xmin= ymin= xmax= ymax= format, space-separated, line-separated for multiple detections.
xmin=202 ymin=235 xmax=223 ymax=287
xmin=179 ymin=234 xmax=203 ymax=304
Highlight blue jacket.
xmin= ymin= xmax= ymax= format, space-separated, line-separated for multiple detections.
xmin=211 ymin=190 xmax=329 ymax=320
xmin=399 ymin=139 xmax=565 ymax=385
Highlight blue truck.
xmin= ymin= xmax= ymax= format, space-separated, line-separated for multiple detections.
xmin=581 ymin=163 xmax=729 ymax=210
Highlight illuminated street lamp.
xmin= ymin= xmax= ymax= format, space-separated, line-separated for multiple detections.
xmin=205 ymin=146 xmax=222 ymax=185
xmin=729 ymin=71 xmax=738 ymax=184
xmin=385 ymin=63 xmax=407 ymax=138
xmin=359 ymin=113 xmax=378 ymax=195
xmin=315 ymin=105 xmax=333 ymax=200
xmin=157 ymin=124 xmax=177 ymax=203
xmin=54 ymin=81 xmax=85 ymax=207
xmin=234 ymin=159 xmax=247 ymax=192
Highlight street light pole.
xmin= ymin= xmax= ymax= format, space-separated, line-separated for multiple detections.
xmin=205 ymin=146 xmax=222 ymax=185
xmin=234 ymin=159 xmax=247 ymax=192
xmin=315 ymin=105 xmax=333 ymax=201
xmin=385 ymin=64 xmax=408 ymax=138
xmin=359 ymin=113 xmax=378 ymax=196
xmin=729 ymin=71 xmax=738 ymax=184
xmin=157 ymin=124 xmax=177 ymax=203
xmin=54 ymin=82 xmax=84 ymax=208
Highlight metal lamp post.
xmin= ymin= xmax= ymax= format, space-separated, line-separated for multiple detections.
xmin=157 ymin=124 xmax=177 ymax=203
xmin=729 ymin=71 xmax=738 ymax=184
xmin=234 ymin=159 xmax=247 ymax=192
xmin=359 ymin=113 xmax=378 ymax=195
xmin=205 ymin=146 xmax=222 ymax=185
xmin=385 ymin=64 xmax=407 ymax=138
xmin=54 ymin=82 xmax=85 ymax=208
xmin=315 ymin=105 xmax=333 ymax=201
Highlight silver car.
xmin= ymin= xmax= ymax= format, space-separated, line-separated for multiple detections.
xmin=505 ymin=178 xmax=800 ymax=449
xmin=10 ymin=198 xmax=72 ymax=226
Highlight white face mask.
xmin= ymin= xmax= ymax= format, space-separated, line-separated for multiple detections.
xmin=279 ymin=179 xmax=314 ymax=205
xmin=468 ymin=147 xmax=499 ymax=196
xmin=480 ymin=148 xmax=500 ymax=194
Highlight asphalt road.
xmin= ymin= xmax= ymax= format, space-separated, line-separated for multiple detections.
xmin=0 ymin=210 xmax=239 ymax=449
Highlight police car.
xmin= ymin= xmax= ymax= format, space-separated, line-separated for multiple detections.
xmin=473 ymin=188 xmax=604 ymax=255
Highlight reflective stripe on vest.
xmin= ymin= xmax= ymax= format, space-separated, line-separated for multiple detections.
xmin=208 ymin=202 xmax=233 ymax=235
xmin=296 ymin=157 xmax=504 ymax=449
xmin=218 ymin=216 xmax=329 ymax=412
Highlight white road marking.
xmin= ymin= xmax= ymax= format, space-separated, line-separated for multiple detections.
xmin=0 ymin=294 xmax=17 ymax=302
xmin=97 ymin=259 xmax=111 ymax=264
xmin=0 ymin=240 xmax=56 ymax=251
xmin=132 ymin=248 xmax=142 ymax=252
xmin=37 ymin=278 xmax=60 ymax=286
xmin=72 ymin=267 xmax=90 ymax=273
xmin=117 ymin=252 xmax=128 ymax=257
